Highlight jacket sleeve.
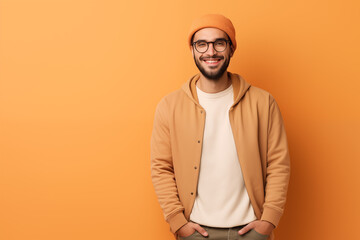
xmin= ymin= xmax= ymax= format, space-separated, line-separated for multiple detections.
xmin=150 ymin=98 xmax=188 ymax=233
xmin=260 ymin=95 xmax=291 ymax=227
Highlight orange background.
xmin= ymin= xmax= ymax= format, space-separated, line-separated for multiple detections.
xmin=1 ymin=0 xmax=359 ymax=239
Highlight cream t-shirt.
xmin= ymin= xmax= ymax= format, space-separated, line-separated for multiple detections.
xmin=189 ymin=83 xmax=257 ymax=227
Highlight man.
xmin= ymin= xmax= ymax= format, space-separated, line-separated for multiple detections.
xmin=150 ymin=14 xmax=290 ymax=240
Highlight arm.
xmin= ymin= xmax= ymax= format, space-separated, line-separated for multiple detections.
xmin=260 ymin=95 xmax=291 ymax=228
xmin=150 ymin=98 xmax=188 ymax=233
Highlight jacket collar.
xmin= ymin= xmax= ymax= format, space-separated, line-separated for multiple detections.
xmin=181 ymin=71 xmax=251 ymax=109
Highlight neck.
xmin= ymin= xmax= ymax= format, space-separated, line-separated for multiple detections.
xmin=196 ymin=71 xmax=231 ymax=93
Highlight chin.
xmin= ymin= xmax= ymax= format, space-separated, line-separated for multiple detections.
xmin=195 ymin=57 xmax=230 ymax=80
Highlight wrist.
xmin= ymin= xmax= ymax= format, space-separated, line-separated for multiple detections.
xmin=261 ymin=220 xmax=275 ymax=229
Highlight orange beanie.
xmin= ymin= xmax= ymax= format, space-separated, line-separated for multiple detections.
xmin=188 ymin=14 xmax=236 ymax=51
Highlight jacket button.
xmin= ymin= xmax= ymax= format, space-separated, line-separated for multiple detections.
xmin=198 ymin=140 xmax=200 ymax=143
xmin=194 ymin=166 xmax=197 ymax=169
xmin=191 ymin=192 xmax=194 ymax=195
xmin=200 ymin=110 xmax=203 ymax=113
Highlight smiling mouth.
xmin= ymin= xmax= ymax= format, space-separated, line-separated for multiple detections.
xmin=203 ymin=58 xmax=222 ymax=65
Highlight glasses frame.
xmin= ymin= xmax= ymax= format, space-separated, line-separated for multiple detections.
xmin=192 ymin=39 xmax=231 ymax=53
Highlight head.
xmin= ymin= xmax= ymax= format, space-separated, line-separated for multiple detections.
xmin=188 ymin=14 xmax=236 ymax=81
xmin=191 ymin=28 xmax=234 ymax=80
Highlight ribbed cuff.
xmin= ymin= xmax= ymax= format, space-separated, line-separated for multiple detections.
xmin=168 ymin=211 xmax=188 ymax=233
xmin=260 ymin=207 xmax=283 ymax=228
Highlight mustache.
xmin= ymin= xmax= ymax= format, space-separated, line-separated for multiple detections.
xmin=200 ymin=55 xmax=224 ymax=60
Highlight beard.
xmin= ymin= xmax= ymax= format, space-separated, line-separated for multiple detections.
xmin=194 ymin=54 xmax=231 ymax=80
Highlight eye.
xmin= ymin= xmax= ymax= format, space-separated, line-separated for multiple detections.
xmin=196 ymin=41 xmax=207 ymax=47
xmin=215 ymin=40 xmax=226 ymax=46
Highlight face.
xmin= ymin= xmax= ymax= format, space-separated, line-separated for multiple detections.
xmin=191 ymin=28 xmax=234 ymax=81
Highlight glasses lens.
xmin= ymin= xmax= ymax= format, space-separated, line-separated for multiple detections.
xmin=195 ymin=41 xmax=208 ymax=53
xmin=214 ymin=40 xmax=227 ymax=52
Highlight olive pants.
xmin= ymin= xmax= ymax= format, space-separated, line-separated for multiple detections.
xmin=177 ymin=224 xmax=269 ymax=240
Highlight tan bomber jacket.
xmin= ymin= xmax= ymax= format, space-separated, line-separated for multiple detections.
xmin=150 ymin=72 xmax=291 ymax=240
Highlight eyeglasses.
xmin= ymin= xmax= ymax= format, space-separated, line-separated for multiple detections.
xmin=192 ymin=39 xmax=231 ymax=53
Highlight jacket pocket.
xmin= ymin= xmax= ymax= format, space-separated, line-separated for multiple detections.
xmin=179 ymin=230 xmax=198 ymax=239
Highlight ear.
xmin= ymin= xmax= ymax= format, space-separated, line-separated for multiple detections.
xmin=191 ymin=45 xmax=195 ymax=58
xmin=230 ymin=45 xmax=235 ymax=58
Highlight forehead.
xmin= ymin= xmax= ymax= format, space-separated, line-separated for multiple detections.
xmin=193 ymin=27 xmax=228 ymax=41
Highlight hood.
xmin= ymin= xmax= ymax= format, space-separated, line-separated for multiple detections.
xmin=181 ymin=71 xmax=251 ymax=109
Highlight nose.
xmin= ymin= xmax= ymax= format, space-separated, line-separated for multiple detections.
xmin=205 ymin=42 xmax=216 ymax=55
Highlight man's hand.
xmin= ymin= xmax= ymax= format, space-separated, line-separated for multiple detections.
xmin=238 ymin=220 xmax=275 ymax=236
xmin=176 ymin=222 xmax=208 ymax=238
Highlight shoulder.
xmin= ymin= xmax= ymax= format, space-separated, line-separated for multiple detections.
xmin=155 ymin=88 xmax=185 ymax=111
xmin=247 ymin=85 xmax=276 ymax=104
xmin=163 ymin=88 xmax=185 ymax=102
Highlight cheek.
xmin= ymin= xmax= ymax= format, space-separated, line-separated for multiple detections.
xmin=225 ymin=51 xmax=232 ymax=59
xmin=194 ymin=53 xmax=202 ymax=61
